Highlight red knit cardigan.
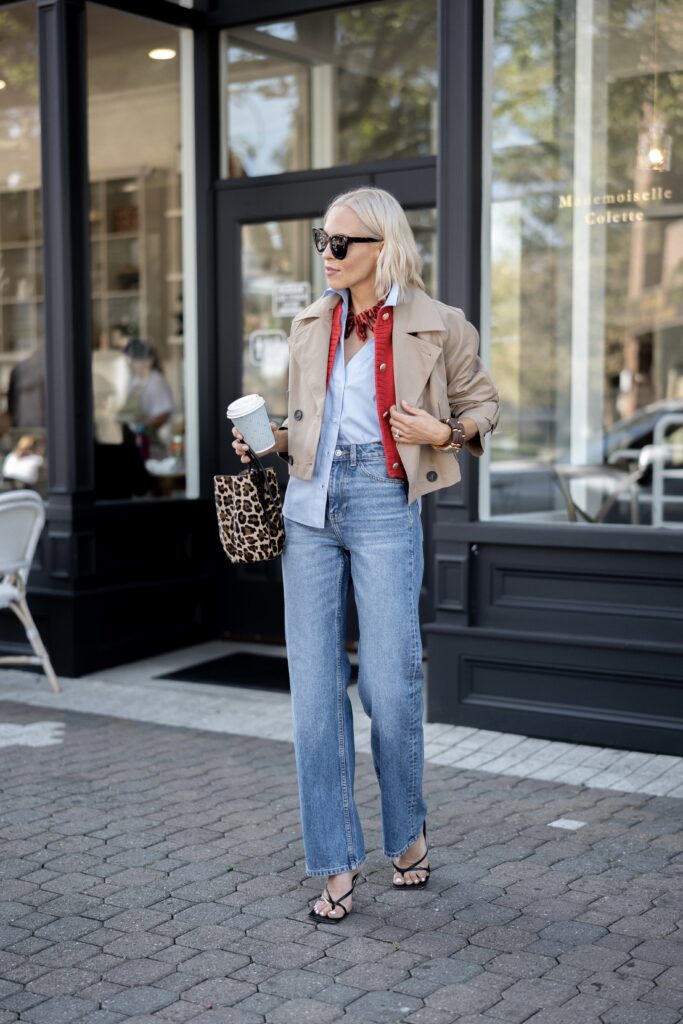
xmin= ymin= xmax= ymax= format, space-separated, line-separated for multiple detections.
xmin=324 ymin=300 xmax=405 ymax=479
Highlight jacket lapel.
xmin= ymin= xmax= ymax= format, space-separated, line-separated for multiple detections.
xmin=289 ymin=293 xmax=340 ymax=411
xmin=392 ymin=288 xmax=447 ymax=406
xmin=391 ymin=289 xmax=448 ymax=476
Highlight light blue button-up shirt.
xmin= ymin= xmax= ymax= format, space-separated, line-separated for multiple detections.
xmin=283 ymin=282 xmax=400 ymax=528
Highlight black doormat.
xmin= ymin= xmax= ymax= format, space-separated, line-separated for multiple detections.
xmin=158 ymin=651 xmax=357 ymax=692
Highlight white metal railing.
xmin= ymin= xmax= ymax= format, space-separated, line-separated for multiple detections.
xmin=651 ymin=415 xmax=683 ymax=529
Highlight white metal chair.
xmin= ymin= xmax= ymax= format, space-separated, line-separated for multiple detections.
xmin=0 ymin=490 xmax=60 ymax=692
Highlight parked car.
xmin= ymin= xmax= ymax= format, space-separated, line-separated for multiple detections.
xmin=490 ymin=400 xmax=683 ymax=525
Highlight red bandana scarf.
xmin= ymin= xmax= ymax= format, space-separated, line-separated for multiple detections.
xmin=344 ymin=298 xmax=386 ymax=341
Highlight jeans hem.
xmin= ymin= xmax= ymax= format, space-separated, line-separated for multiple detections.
xmin=384 ymin=820 xmax=426 ymax=861
xmin=306 ymin=859 xmax=365 ymax=878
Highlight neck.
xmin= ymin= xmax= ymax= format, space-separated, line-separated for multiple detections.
xmin=349 ymin=282 xmax=380 ymax=312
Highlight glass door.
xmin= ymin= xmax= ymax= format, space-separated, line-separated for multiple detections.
xmin=241 ymin=218 xmax=322 ymax=428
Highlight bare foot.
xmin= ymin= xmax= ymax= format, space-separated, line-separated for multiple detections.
xmin=312 ymin=869 xmax=362 ymax=919
xmin=393 ymin=830 xmax=429 ymax=886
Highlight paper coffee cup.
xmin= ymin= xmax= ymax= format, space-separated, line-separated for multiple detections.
xmin=227 ymin=394 xmax=274 ymax=455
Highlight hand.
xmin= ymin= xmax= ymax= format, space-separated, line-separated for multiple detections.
xmin=231 ymin=421 xmax=279 ymax=463
xmin=388 ymin=401 xmax=451 ymax=446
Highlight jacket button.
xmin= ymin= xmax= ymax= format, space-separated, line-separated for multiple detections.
xmin=382 ymin=410 xmax=389 ymax=419
xmin=294 ymin=409 xmax=303 ymax=421
xmin=287 ymin=455 xmax=294 ymax=465
xmin=379 ymin=363 xmax=387 ymax=372
xmin=382 ymin=311 xmax=389 ymax=320
xmin=427 ymin=470 xmax=438 ymax=482
xmin=392 ymin=462 xmax=400 ymax=470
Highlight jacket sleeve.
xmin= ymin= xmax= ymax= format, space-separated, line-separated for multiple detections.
xmin=443 ymin=310 xmax=500 ymax=457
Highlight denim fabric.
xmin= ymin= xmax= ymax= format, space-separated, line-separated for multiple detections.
xmin=282 ymin=441 xmax=427 ymax=877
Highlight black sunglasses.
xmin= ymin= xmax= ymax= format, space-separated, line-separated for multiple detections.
xmin=312 ymin=228 xmax=381 ymax=260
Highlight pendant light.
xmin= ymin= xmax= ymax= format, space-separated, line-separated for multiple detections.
xmin=637 ymin=0 xmax=672 ymax=173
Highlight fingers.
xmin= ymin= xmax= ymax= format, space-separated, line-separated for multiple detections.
xmin=389 ymin=407 xmax=411 ymax=428
xmin=233 ymin=446 xmax=251 ymax=464
xmin=231 ymin=426 xmax=252 ymax=463
xmin=390 ymin=404 xmax=424 ymax=428
xmin=390 ymin=402 xmax=445 ymax=445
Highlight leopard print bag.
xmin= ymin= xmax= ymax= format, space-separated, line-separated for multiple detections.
xmin=214 ymin=449 xmax=285 ymax=564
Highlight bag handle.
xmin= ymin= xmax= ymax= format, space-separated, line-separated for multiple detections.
xmin=245 ymin=446 xmax=281 ymax=531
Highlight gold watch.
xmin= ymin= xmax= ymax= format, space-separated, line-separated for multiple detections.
xmin=431 ymin=417 xmax=466 ymax=452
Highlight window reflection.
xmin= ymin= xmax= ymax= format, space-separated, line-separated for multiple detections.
xmin=87 ymin=4 xmax=187 ymax=500
xmin=0 ymin=4 xmax=45 ymax=496
xmin=484 ymin=0 xmax=683 ymax=527
xmin=222 ymin=0 xmax=437 ymax=177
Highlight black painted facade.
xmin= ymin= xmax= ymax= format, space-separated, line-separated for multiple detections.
xmin=1 ymin=0 xmax=681 ymax=755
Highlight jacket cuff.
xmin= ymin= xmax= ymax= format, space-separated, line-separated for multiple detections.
xmin=453 ymin=404 xmax=498 ymax=458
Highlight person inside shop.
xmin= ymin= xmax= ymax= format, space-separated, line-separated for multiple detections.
xmin=232 ymin=186 xmax=499 ymax=922
xmin=2 ymin=434 xmax=45 ymax=488
xmin=7 ymin=345 xmax=46 ymax=430
xmin=93 ymin=373 xmax=151 ymax=500
xmin=121 ymin=338 xmax=175 ymax=459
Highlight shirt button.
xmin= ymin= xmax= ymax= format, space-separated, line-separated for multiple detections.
xmin=294 ymin=409 xmax=303 ymax=420
xmin=379 ymin=363 xmax=387 ymax=372
xmin=382 ymin=410 xmax=389 ymax=419
xmin=382 ymin=312 xmax=389 ymax=320
xmin=427 ymin=470 xmax=438 ymax=482
xmin=335 ymin=449 xmax=342 ymax=455
xmin=392 ymin=462 xmax=400 ymax=469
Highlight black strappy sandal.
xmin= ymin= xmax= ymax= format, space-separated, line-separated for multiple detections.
xmin=392 ymin=821 xmax=430 ymax=890
xmin=309 ymin=870 xmax=362 ymax=923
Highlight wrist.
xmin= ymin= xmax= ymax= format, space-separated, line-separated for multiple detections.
xmin=435 ymin=422 xmax=451 ymax=446
xmin=431 ymin=417 xmax=466 ymax=452
xmin=275 ymin=428 xmax=288 ymax=453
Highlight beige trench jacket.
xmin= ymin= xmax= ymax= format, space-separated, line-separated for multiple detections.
xmin=280 ymin=286 xmax=500 ymax=506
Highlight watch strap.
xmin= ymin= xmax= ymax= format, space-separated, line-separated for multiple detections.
xmin=431 ymin=417 xmax=466 ymax=451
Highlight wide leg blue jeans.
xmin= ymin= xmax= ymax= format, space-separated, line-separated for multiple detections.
xmin=282 ymin=442 xmax=427 ymax=877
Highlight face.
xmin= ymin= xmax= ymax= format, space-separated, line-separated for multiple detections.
xmin=129 ymin=357 xmax=152 ymax=380
xmin=321 ymin=205 xmax=383 ymax=295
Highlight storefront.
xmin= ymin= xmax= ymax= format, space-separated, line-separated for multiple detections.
xmin=0 ymin=0 xmax=681 ymax=753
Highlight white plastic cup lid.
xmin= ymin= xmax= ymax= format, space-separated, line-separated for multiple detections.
xmin=226 ymin=394 xmax=266 ymax=419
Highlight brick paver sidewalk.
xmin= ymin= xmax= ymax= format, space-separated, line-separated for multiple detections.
xmin=1 ymin=699 xmax=682 ymax=1024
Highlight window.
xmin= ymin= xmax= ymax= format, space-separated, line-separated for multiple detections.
xmin=0 ymin=4 xmax=46 ymax=497
xmin=482 ymin=0 xmax=683 ymax=528
xmin=87 ymin=4 xmax=195 ymax=501
xmin=221 ymin=0 xmax=438 ymax=177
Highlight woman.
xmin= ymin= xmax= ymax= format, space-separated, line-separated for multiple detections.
xmin=233 ymin=187 xmax=499 ymax=921
xmin=121 ymin=339 xmax=175 ymax=459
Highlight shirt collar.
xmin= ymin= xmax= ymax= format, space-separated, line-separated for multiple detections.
xmin=323 ymin=280 xmax=399 ymax=308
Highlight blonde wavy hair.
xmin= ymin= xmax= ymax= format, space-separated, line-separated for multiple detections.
xmin=325 ymin=187 xmax=425 ymax=301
